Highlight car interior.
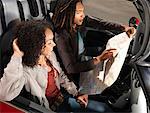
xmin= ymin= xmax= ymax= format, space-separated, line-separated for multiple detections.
xmin=0 ymin=0 xmax=149 ymax=113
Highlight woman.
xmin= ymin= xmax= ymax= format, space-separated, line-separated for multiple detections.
xmin=0 ymin=20 xmax=90 ymax=112
xmin=0 ymin=20 xmax=114 ymax=112
xmin=52 ymin=0 xmax=133 ymax=95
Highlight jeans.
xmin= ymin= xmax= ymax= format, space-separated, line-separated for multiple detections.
xmin=68 ymin=97 xmax=112 ymax=112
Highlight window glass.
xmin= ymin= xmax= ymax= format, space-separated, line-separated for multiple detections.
xmin=83 ymin=0 xmax=139 ymax=25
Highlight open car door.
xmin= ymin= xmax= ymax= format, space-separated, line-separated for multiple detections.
xmin=129 ymin=0 xmax=150 ymax=113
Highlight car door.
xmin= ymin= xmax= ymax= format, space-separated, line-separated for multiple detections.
xmin=129 ymin=0 xmax=150 ymax=113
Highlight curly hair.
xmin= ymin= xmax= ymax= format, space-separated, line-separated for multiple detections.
xmin=52 ymin=0 xmax=82 ymax=33
xmin=15 ymin=20 xmax=53 ymax=67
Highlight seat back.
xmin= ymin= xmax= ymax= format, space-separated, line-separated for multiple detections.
xmin=1 ymin=0 xmax=20 ymax=29
xmin=0 ymin=19 xmax=21 ymax=76
xmin=0 ymin=0 xmax=21 ymax=75
xmin=0 ymin=0 xmax=55 ymax=75
xmin=17 ymin=0 xmax=46 ymax=21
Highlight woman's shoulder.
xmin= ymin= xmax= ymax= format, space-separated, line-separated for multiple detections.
xmin=23 ymin=65 xmax=47 ymax=77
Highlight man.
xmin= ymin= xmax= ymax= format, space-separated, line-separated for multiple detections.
xmin=52 ymin=0 xmax=133 ymax=95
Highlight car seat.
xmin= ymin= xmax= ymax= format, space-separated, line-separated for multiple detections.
xmin=0 ymin=0 xmax=21 ymax=75
xmin=0 ymin=0 xmax=54 ymax=76
xmin=0 ymin=0 xmax=56 ymax=112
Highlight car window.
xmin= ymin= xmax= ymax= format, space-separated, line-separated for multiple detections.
xmin=83 ymin=0 xmax=140 ymax=25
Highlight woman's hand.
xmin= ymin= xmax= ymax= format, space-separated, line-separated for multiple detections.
xmin=94 ymin=49 xmax=116 ymax=64
xmin=13 ymin=39 xmax=24 ymax=57
xmin=76 ymin=94 xmax=88 ymax=108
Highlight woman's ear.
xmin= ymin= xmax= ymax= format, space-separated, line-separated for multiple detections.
xmin=41 ymin=45 xmax=46 ymax=55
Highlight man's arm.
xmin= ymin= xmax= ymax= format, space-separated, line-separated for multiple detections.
xmin=83 ymin=15 xmax=125 ymax=32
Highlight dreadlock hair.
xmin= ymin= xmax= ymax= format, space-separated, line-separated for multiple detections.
xmin=52 ymin=0 xmax=83 ymax=34
xmin=15 ymin=20 xmax=53 ymax=67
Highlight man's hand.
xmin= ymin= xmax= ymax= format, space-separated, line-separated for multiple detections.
xmin=76 ymin=94 xmax=88 ymax=108
xmin=126 ymin=27 xmax=136 ymax=38
xmin=94 ymin=49 xmax=117 ymax=64
xmin=123 ymin=25 xmax=136 ymax=38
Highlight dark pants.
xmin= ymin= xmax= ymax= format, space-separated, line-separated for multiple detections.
xmin=56 ymin=96 xmax=112 ymax=112
xmin=56 ymin=98 xmax=71 ymax=112
xmin=68 ymin=97 xmax=112 ymax=112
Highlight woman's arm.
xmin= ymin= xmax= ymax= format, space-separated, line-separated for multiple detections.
xmin=0 ymin=55 xmax=25 ymax=101
xmin=0 ymin=39 xmax=25 ymax=101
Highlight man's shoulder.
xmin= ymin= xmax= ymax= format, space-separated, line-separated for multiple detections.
xmin=55 ymin=29 xmax=70 ymax=39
